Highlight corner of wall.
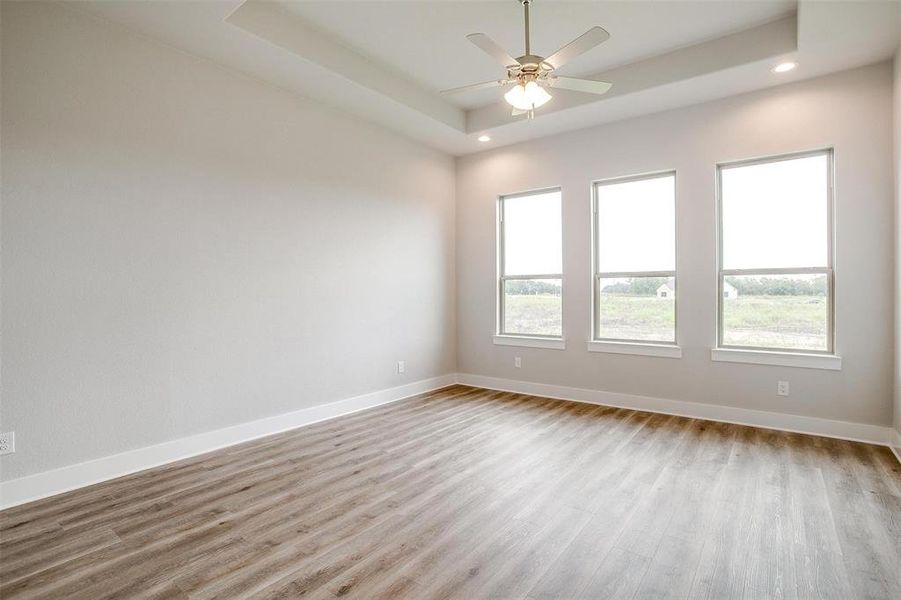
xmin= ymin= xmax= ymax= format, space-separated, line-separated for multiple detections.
xmin=452 ymin=153 xmax=464 ymax=376
xmin=894 ymin=42 xmax=901 ymax=444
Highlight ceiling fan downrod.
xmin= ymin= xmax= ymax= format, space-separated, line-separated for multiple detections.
xmin=522 ymin=0 xmax=531 ymax=56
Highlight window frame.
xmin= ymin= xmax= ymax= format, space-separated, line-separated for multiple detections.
xmin=591 ymin=170 xmax=678 ymax=346
xmin=496 ymin=186 xmax=564 ymax=340
xmin=715 ymin=148 xmax=835 ymax=355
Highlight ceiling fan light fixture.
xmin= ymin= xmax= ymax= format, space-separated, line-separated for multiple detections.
xmin=504 ymin=81 xmax=552 ymax=111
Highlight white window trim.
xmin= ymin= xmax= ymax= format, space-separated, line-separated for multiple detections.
xmin=587 ymin=340 xmax=681 ymax=358
xmin=493 ymin=335 xmax=566 ymax=350
xmin=497 ymin=187 xmax=564 ymax=340
xmin=591 ymin=170 xmax=678 ymax=349
xmin=711 ymin=348 xmax=841 ymax=371
xmin=715 ymin=148 xmax=835 ymax=356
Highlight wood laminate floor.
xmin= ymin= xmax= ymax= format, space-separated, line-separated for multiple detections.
xmin=1 ymin=385 xmax=899 ymax=599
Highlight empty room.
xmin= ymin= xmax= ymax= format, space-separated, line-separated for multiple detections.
xmin=1 ymin=0 xmax=900 ymax=598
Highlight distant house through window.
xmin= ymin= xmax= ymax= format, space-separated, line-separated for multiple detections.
xmin=717 ymin=149 xmax=833 ymax=353
xmin=656 ymin=279 xmax=674 ymax=299
xmin=593 ymin=171 xmax=676 ymax=344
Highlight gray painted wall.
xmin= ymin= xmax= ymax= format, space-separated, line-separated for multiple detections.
xmin=457 ymin=63 xmax=895 ymax=427
xmin=0 ymin=2 xmax=456 ymax=481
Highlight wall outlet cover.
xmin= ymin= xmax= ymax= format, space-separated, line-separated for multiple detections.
xmin=0 ymin=432 xmax=15 ymax=455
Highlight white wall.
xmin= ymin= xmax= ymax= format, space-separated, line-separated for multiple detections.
xmin=0 ymin=2 xmax=456 ymax=481
xmin=457 ymin=63 xmax=894 ymax=427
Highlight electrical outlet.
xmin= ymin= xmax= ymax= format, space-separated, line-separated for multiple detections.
xmin=0 ymin=432 xmax=15 ymax=455
xmin=514 ymin=356 xmax=522 ymax=368
xmin=777 ymin=381 xmax=790 ymax=397
xmin=397 ymin=360 xmax=405 ymax=374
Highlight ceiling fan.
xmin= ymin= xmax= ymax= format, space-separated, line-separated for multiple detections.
xmin=441 ymin=0 xmax=612 ymax=117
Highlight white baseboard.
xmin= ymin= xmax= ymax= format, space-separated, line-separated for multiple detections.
xmin=3 ymin=372 xmax=896 ymax=510
xmin=0 ymin=374 xmax=456 ymax=510
xmin=457 ymin=373 xmax=895 ymax=447
xmin=891 ymin=429 xmax=901 ymax=465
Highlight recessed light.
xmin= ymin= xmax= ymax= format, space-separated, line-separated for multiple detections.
xmin=772 ymin=61 xmax=797 ymax=74
xmin=478 ymin=135 xmax=491 ymax=143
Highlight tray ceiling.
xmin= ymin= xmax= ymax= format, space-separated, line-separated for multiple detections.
xmin=75 ymin=1 xmax=900 ymax=155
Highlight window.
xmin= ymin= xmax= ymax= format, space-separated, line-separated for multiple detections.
xmin=592 ymin=172 xmax=676 ymax=344
xmin=717 ymin=149 xmax=833 ymax=353
xmin=497 ymin=188 xmax=562 ymax=339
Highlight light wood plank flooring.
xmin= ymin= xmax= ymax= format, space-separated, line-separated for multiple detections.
xmin=1 ymin=385 xmax=899 ymax=599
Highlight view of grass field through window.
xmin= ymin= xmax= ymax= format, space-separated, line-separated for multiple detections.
xmin=594 ymin=172 xmax=676 ymax=343
xmin=597 ymin=277 xmax=675 ymax=341
xmin=502 ymin=274 xmax=827 ymax=348
xmin=503 ymin=279 xmax=562 ymax=336
xmin=721 ymin=274 xmax=828 ymax=350
xmin=719 ymin=152 xmax=831 ymax=352
xmin=500 ymin=153 xmax=830 ymax=350
xmin=505 ymin=275 xmax=828 ymax=350
xmin=499 ymin=190 xmax=563 ymax=337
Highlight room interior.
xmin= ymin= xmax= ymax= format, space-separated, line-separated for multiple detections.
xmin=1 ymin=0 xmax=900 ymax=598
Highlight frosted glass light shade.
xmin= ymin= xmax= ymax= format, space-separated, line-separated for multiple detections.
xmin=504 ymin=81 xmax=552 ymax=111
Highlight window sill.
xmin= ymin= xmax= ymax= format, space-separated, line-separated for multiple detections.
xmin=710 ymin=348 xmax=841 ymax=371
xmin=492 ymin=335 xmax=566 ymax=350
xmin=587 ymin=340 xmax=682 ymax=358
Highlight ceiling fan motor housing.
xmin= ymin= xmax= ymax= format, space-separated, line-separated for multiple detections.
xmin=514 ymin=55 xmax=547 ymax=70
xmin=509 ymin=55 xmax=551 ymax=86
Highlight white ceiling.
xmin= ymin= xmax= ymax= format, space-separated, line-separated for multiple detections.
xmin=74 ymin=1 xmax=900 ymax=155
xmin=280 ymin=0 xmax=796 ymax=110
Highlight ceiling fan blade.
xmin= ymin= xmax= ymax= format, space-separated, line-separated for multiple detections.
xmin=548 ymin=76 xmax=612 ymax=96
xmin=440 ymin=79 xmax=511 ymax=95
xmin=544 ymin=26 xmax=610 ymax=69
xmin=466 ymin=33 xmax=519 ymax=68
